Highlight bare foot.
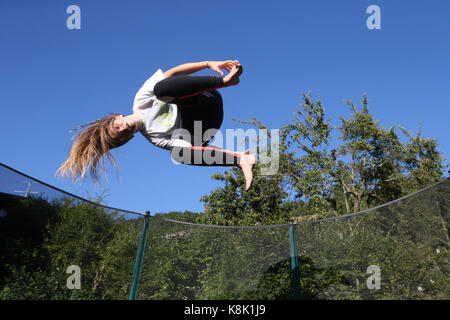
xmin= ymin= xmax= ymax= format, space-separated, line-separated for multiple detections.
xmin=223 ymin=63 xmax=243 ymax=87
xmin=239 ymin=153 xmax=256 ymax=191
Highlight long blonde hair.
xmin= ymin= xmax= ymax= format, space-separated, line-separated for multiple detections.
xmin=56 ymin=113 xmax=132 ymax=183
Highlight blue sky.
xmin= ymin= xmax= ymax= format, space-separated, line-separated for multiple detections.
xmin=1 ymin=0 xmax=449 ymax=215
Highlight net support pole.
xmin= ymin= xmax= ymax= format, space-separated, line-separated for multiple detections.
xmin=288 ymin=219 xmax=303 ymax=300
xmin=128 ymin=211 xmax=150 ymax=300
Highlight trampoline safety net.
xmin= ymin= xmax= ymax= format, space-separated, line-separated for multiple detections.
xmin=0 ymin=162 xmax=449 ymax=300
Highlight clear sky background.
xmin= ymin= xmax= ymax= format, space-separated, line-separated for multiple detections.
xmin=1 ymin=0 xmax=449 ymax=215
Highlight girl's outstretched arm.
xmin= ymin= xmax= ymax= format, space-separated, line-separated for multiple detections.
xmin=163 ymin=60 xmax=237 ymax=78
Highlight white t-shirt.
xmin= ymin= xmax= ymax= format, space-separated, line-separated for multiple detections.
xmin=132 ymin=69 xmax=192 ymax=150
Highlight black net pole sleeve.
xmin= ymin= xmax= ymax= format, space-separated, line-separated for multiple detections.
xmin=128 ymin=211 xmax=151 ymax=300
xmin=289 ymin=219 xmax=303 ymax=300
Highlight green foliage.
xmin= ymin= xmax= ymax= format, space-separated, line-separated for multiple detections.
xmin=212 ymin=93 xmax=447 ymax=224
xmin=0 ymin=92 xmax=448 ymax=300
xmin=0 ymin=192 xmax=142 ymax=300
xmin=193 ymin=92 xmax=448 ymax=300
xmin=198 ymin=167 xmax=288 ymax=226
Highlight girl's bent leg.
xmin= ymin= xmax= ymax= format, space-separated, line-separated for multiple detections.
xmin=171 ymin=146 xmax=256 ymax=190
xmin=154 ymin=75 xmax=224 ymax=101
xmin=171 ymin=145 xmax=241 ymax=166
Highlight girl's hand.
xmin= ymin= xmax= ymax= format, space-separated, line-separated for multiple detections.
xmin=208 ymin=60 xmax=240 ymax=75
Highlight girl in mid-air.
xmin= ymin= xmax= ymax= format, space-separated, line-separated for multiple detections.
xmin=57 ymin=60 xmax=256 ymax=190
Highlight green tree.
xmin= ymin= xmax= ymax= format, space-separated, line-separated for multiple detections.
xmin=206 ymin=93 xmax=447 ymax=224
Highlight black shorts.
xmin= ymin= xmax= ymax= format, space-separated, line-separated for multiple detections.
xmin=154 ymin=75 xmax=241 ymax=166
